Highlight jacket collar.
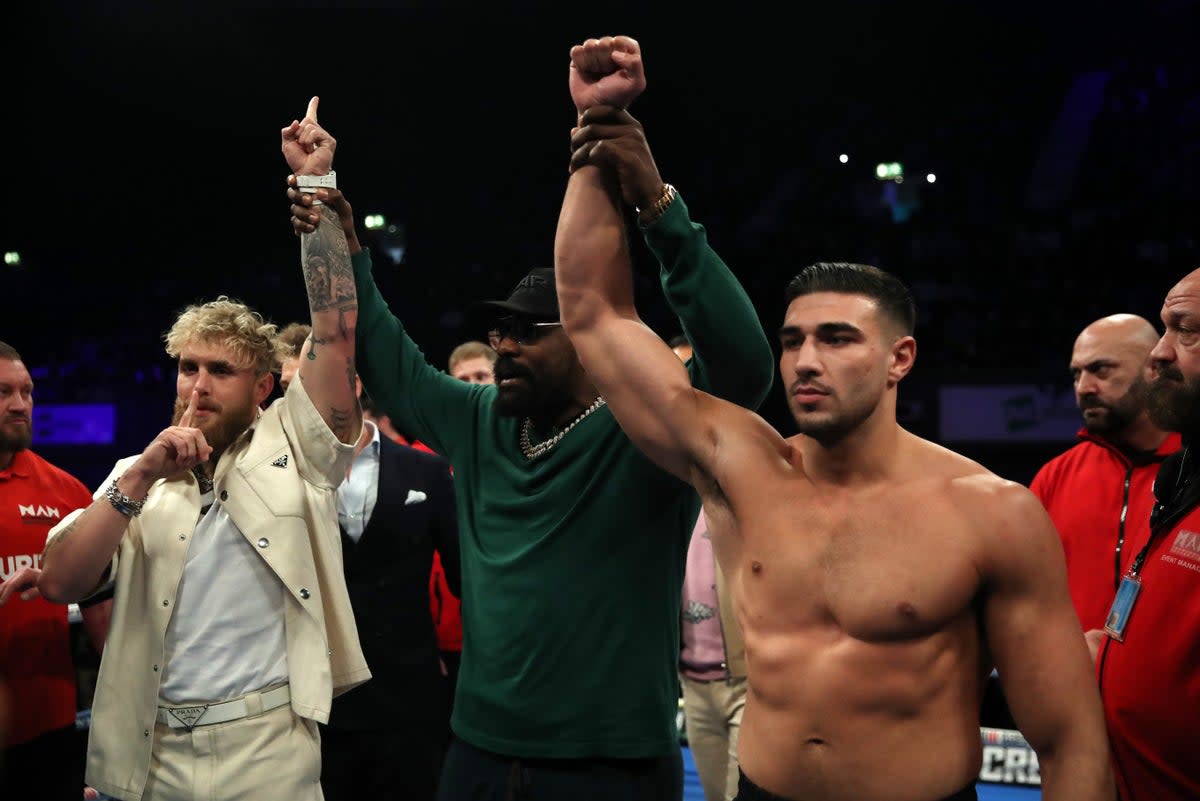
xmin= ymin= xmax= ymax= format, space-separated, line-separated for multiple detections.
xmin=1075 ymin=427 xmax=1183 ymax=466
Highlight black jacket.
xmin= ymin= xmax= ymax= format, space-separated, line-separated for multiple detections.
xmin=327 ymin=436 xmax=461 ymax=730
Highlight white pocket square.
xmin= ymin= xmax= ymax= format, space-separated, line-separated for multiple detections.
xmin=404 ymin=490 xmax=427 ymax=506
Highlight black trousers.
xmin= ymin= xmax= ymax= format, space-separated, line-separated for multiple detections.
xmin=321 ymin=724 xmax=447 ymax=801
xmin=437 ymin=737 xmax=683 ymax=801
xmin=734 ymin=770 xmax=978 ymax=801
xmin=1 ymin=723 xmax=87 ymax=800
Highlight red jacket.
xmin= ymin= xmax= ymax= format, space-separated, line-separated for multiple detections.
xmin=1096 ymin=495 xmax=1200 ymax=801
xmin=1030 ymin=429 xmax=1181 ymax=629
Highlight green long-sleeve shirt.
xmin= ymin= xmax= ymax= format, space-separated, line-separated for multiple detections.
xmin=353 ymin=195 xmax=772 ymax=758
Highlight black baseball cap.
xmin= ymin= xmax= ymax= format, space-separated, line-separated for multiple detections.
xmin=468 ymin=268 xmax=559 ymax=326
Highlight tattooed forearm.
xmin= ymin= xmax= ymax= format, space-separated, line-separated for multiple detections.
xmin=297 ymin=186 xmax=361 ymax=441
xmin=301 ymin=204 xmax=352 ymax=314
xmin=337 ymin=305 xmax=357 ymax=339
xmin=43 ymin=512 xmax=84 ymax=557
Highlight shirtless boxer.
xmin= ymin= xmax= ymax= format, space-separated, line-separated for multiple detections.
xmin=554 ymin=34 xmax=1113 ymax=801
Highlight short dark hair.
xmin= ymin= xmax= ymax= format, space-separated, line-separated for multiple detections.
xmin=0 ymin=340 xmax=21 ymax=361
xmin=785 ymin=262 xmax=916 ymax=336
xmin=666 ymin=334 xmax=689 ymax=349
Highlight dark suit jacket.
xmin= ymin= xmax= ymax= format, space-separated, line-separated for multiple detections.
xmin=327 ymin=436 xmax=461 ymax=730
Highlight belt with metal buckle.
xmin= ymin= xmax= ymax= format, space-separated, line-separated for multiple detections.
xmin=156 ymin=683 xmax=290 ymax=730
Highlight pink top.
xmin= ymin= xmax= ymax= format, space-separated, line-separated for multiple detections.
xmin=679 ymin=510 xmax=727 ymax=680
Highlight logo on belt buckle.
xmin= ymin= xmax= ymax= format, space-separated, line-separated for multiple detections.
xmin=167 ymin=704 xmax=210 ymax=731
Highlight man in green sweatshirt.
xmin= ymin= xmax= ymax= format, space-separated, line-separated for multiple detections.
xmin=285 ymin=57 xmax=772 ymax=798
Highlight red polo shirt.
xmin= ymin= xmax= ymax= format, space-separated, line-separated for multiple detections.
xmin=0 ymin=449 xmax=93 ymax=745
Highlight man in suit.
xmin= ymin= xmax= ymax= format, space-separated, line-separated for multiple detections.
xmin=280 ymin=325 xmax=462 ymax=801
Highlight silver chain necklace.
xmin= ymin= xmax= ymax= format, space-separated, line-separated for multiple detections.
xmin=519 ymin=397 xmax=606 ymax=460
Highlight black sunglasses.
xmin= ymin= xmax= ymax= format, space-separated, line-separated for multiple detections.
xmin=487 ymin=316 xmax=562 ymax=349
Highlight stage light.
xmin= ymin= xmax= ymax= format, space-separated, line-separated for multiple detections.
xmin=875 ymin=162 xmax=904 ymax=181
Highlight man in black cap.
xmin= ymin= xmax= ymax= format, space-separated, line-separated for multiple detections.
xmin=468 ymin=268 xmax=598 ymax=425
xmin=284 ymin=53 xmax=773 ymax=798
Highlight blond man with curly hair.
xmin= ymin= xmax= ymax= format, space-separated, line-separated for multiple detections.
xmin=19 ymin=97 xmax=371 ymax=801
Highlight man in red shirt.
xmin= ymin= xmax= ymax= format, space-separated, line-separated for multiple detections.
xmin=1030 ymin=314 xmax=1181 ymax=657
xmin=0 ymin=340 xmax=111 ymax=798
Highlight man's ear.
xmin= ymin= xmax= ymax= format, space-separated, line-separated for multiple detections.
xmin=888 ymin=336 xmax=917 ymax=386
xmin=255 ymin=371 xmax=275 ymax=407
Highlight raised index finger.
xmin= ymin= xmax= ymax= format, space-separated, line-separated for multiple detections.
xmin=305 ymin=95 xmax=319 ymax=123
xmin=179 ymin=389 xmax=199 ymax=428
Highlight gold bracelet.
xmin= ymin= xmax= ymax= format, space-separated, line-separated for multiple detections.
xmin=637 ymin=183 xmax=677 ymax=225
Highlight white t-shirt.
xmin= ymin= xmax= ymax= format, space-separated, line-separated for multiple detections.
xmin=158 ymin=490 xmax=287 ymax=703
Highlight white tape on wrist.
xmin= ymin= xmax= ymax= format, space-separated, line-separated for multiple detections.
xmin=295 ymin=171 xmax=337 ymax=191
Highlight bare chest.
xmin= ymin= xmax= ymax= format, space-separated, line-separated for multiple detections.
xmin=718 ymin=490 xmax=983 ymax=643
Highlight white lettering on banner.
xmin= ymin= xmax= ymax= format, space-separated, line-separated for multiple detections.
xmin=17 ymin=503 xmax=63 ymax=523
xmin=978 ymin=745 xmax=1041 ymax=785
xmin=1 ymin=553 xmax=43 ymax=579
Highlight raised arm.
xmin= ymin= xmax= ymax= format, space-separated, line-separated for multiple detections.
xmin=981 ymin=483 xmax=1115 ymax=801
xmin=555 ymin=37 xmax=716 ymax=483
xmin=567 ymin=104 xmax=773 ymax=409
xmin=281 ymin=96 xmax=362 ymax=444
xmin=566 ymin=42 xmax=772 ymax=410
xmin=288 ymin=175 xmax=484 ymax=462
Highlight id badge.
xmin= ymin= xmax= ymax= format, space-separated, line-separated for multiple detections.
xmin=1103 ymin=575 xmax=1143 ymax=642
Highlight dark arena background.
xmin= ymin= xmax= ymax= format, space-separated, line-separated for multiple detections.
xmin=7 ymin=2 xmax=1199 ymax=494
xmin=7 ymin=4 xmax=1200 ymax=798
